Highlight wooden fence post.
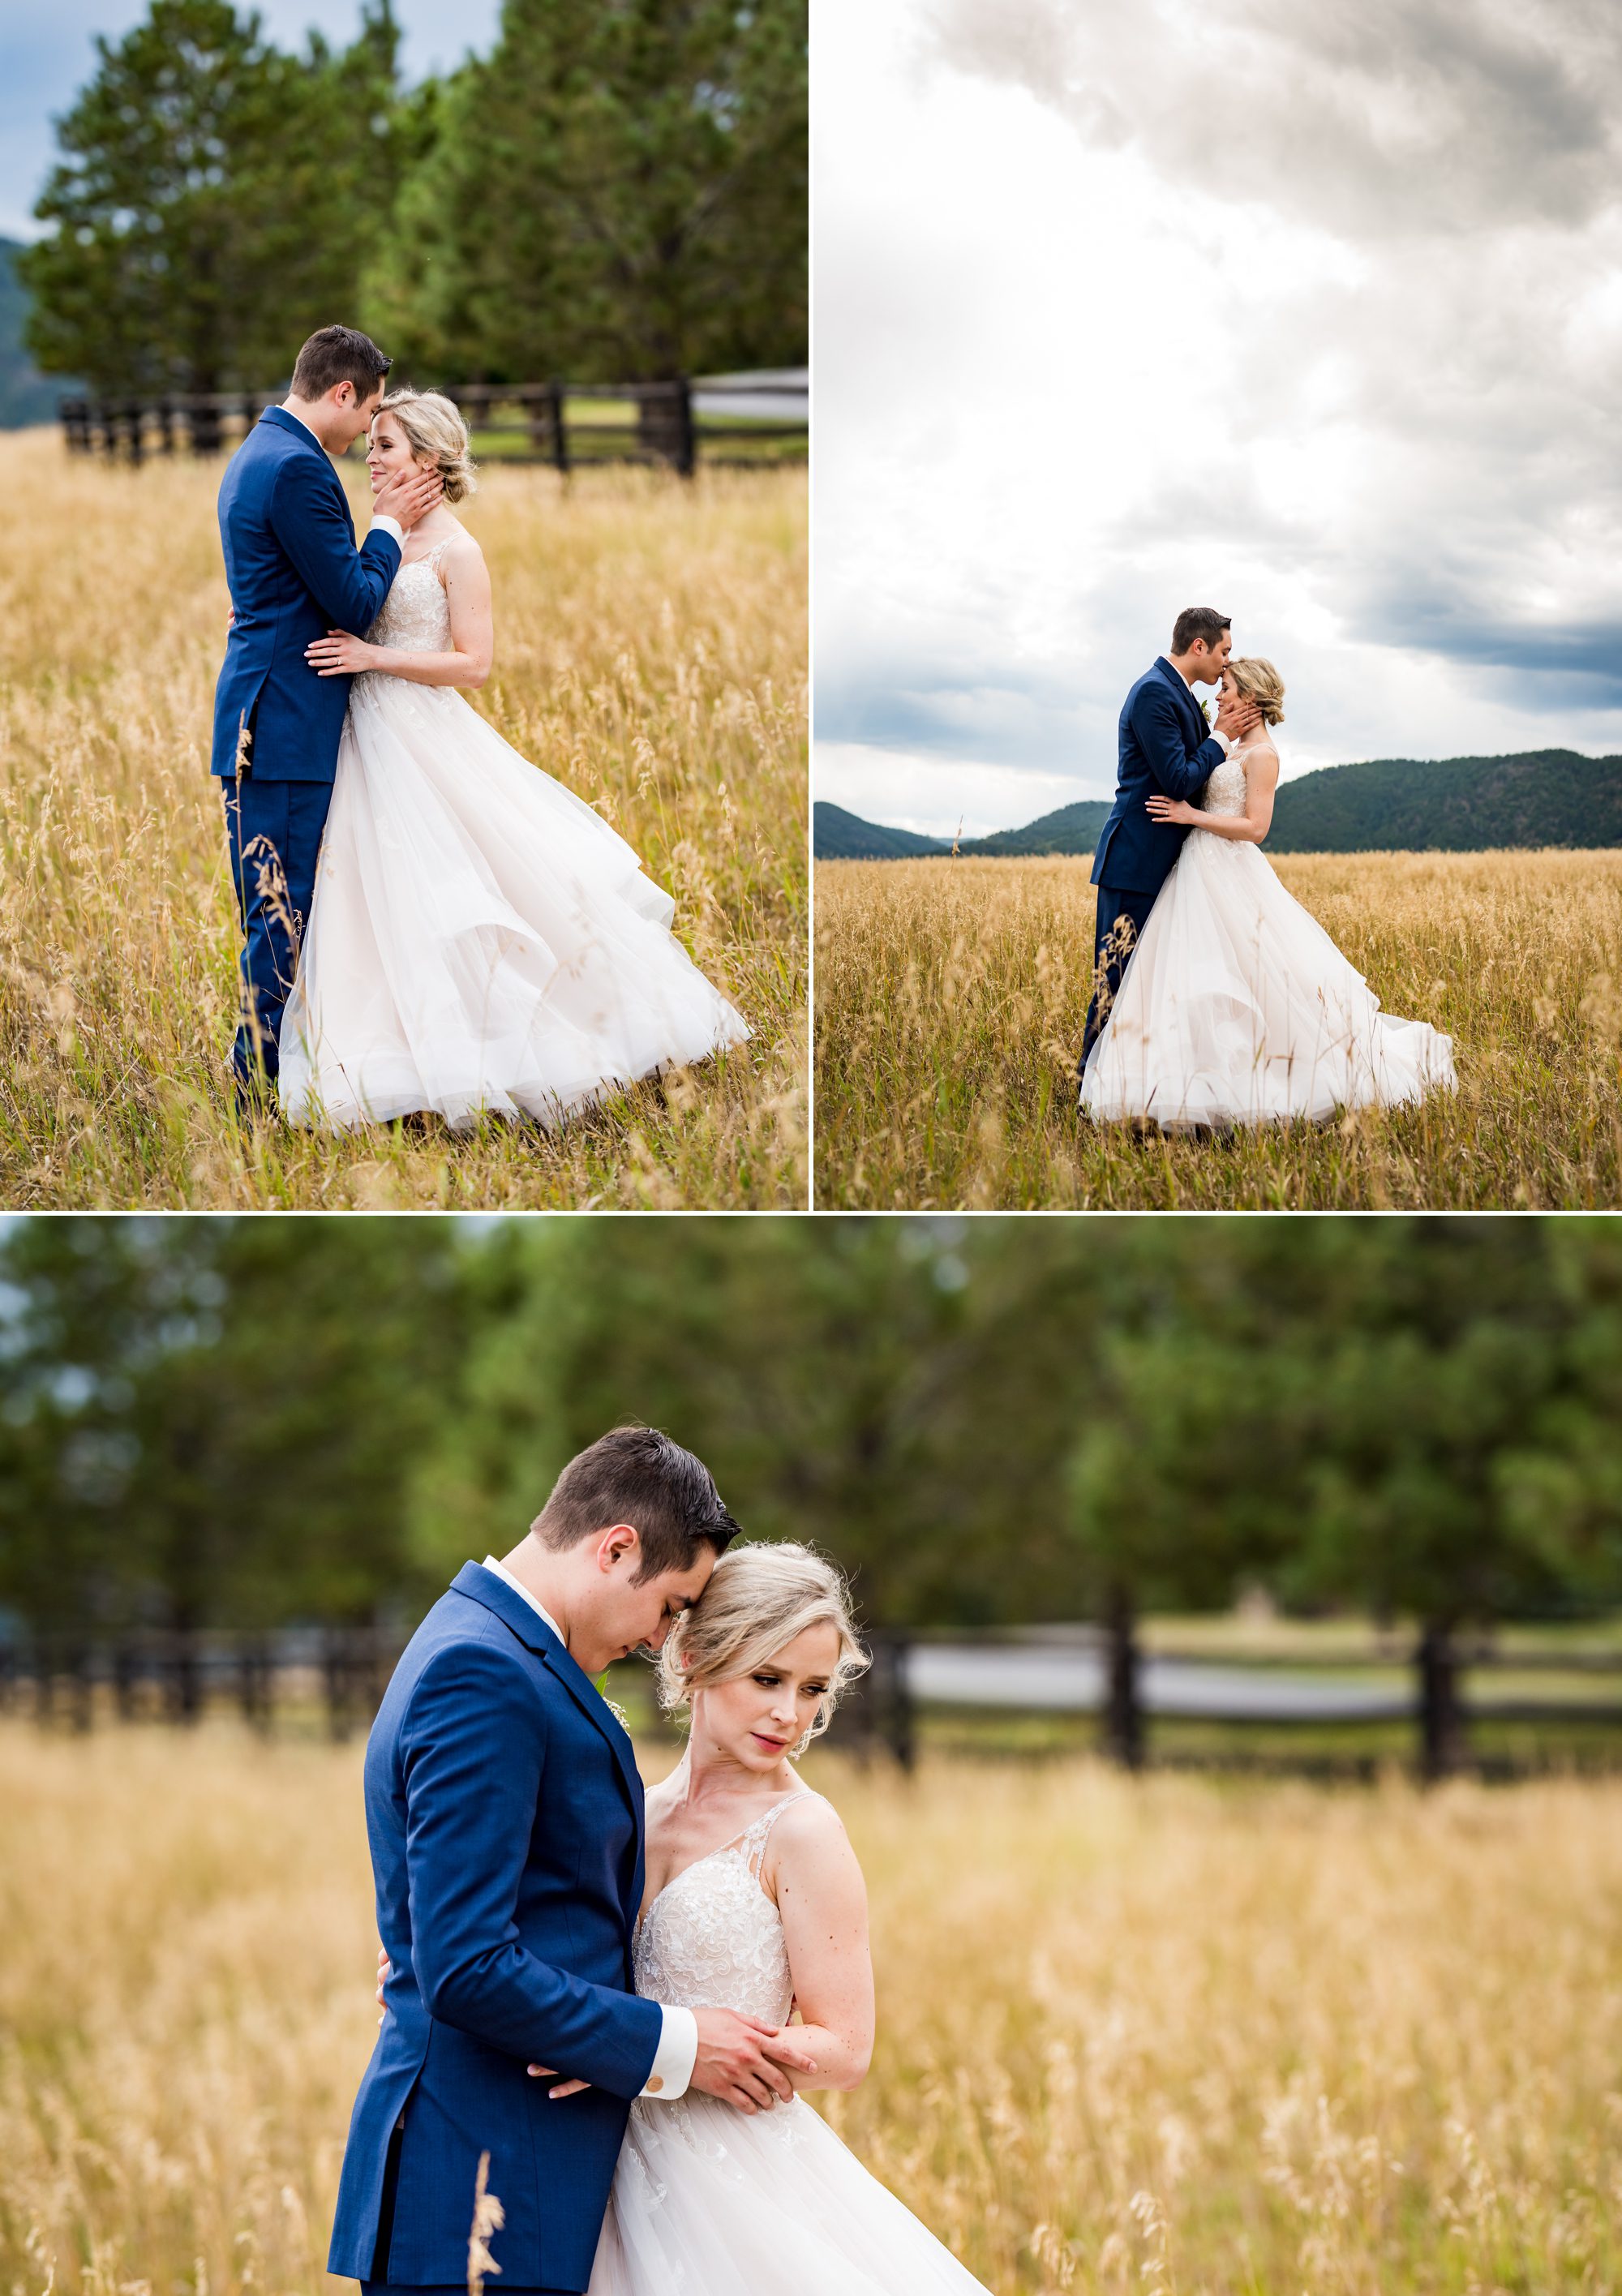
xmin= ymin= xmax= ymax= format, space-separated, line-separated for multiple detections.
xmin=1103 ymin=1589 xmax=1144 ymax=1769
xmin=112 ymin=1641 xmax=139 ymax=1721
xmin=547 ymin=380 xmax=570 ymax=476
xmin=823 ymin=1629 xmax=913 ymax=1768
xmin=237 ymin=1634 xmax=273 ymax=1734
xmin=673 ymin=376 xmax=696 ymax=478
xmin=1418 ymin=1620 xmax=1466 ymax=1779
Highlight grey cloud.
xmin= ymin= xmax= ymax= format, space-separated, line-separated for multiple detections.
xmin=925 ymin=0 xmax=1622 ymax=239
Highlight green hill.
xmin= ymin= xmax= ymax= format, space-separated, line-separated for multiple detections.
xmin=1267 ymin=749 xmax=1622 ymax=852
xmin=0 ymin=240 xmax=72 ymax=428
xmin=813 ymin=802 xmax=951 ymax=859
xmin=959 ymin=799 xmax=1111 ymax=856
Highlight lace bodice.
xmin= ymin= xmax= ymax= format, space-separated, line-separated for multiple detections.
xmin=1198 ymin=748 xmax=1251 ymax=817
xmin=633 ymin=1796 xmax=808 ymax=2026
xmin=366 ymin=540 xmax=452 ymax=653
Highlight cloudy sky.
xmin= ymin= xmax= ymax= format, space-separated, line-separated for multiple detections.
xmin=814 ymin=0 xmax=1622 ymax=836
xmin=2 ymin=0 xmax=501 ymax=242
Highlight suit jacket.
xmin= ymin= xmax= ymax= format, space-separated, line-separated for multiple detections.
xmin=326 ymin=1564 xmax=663 ymax=2294
xmin=1089 ymin=656 xmax=1229 ymax=896
xmin=210 ymin=406 xmax=401 ymax=782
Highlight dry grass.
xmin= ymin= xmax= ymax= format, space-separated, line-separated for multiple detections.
xmin=813 ymin=851 xmax=1622 ymax=1208
xmin=0 ymin=434 xmax=805 ymax=1208
xmin=3 ymin=1724 xmax=1618 ymax=2296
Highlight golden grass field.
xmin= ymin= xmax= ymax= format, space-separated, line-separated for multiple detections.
xmin=3 ymin=1723 xmax=1617 ymax=2296
xmin=813 ymin=851 xmax=1622 ymax=1208
xmin=0 ymin=436 xmax=805 ymax=1208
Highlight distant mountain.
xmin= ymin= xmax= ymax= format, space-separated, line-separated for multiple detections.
xmin=813 ymin=802 xmax=951 ymax=858
xmin=816 ymin=751 xmax=1622 ymax=861
xmin=1267 ymin=749 xmax=1622 ymax=852
xmin=0 ymin=239 xmax=73 ymax=428
xmin=959 ymin=799 xmax=1112 ymax=856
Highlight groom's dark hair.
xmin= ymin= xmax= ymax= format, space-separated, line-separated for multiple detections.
xmin=532 ymin=1426 xmax=741 ymax=1581
xmin=291 ymin=324 xmax=393 ymax=402
xmin=1171 ymin=607 xmax=1230 ymax=654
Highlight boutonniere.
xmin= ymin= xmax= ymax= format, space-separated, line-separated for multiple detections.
xmin=594 ymin=1670 xmax=632 ymax=1733
xmin=1199 ymin=697 xmax=1213 ymax=726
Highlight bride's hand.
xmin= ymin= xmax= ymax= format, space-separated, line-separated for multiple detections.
xmin=307 ymin=630 xmax=376 ymax=677
xmin=527 ymin=2064 xmax=590 ymax=2099
xmin=1145 ymin=793 xmax=1196 ymax=825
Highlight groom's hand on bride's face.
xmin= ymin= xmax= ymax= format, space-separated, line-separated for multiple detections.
xmin=1216 ymin=692 xmax=1259 ymax=739
xmin=374 ymin=463 xmax=444 ymax=531
xmin=689 ymin=2006 xmax=819 ymax=2114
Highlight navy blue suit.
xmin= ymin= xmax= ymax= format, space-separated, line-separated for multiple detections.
xmin=1079 ymin=657 xmax=1229 ymax=1071
xmin=212 ymin=407 xmax=401 ymax=1086
xmin=327 ymin=1565 xmax=663 ymax=2296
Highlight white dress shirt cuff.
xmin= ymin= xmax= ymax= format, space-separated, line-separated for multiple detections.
xmin=370 ymin=513 xmax=404 ymax=544
xmin=642 ymin=2004 xmax=698 ymax=2099
xmin=1211 ymin=727 xmax=1233 ymax=757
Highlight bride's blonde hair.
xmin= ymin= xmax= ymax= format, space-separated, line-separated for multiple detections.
xmin=374 ymin=388 xmax=478 ymax=504
xmin=657 ymin=1541 xmax=869 ymax=1753
xmin=1229 ymin=655 xmax=1285 ymax=726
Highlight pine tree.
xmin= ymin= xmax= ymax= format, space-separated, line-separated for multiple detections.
xmin=21 ymin=0 xmax=406 ymax=396
xmin=379 ymin=0 xmax=808 ymax=384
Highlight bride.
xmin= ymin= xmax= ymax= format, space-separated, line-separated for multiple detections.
xmin=1079 ymin=655 xmax=1456 ymax=1130
xmin=580 ymin=1541 xmax=991 ymax=2296
xmin=277 ymin=389 xmax=749 ymax=1130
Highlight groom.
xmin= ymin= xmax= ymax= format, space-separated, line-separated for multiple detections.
xmin=327 ymin=1426 xmax=818 ymax=2296
xmin=211 ymin=324 xmax=443 ymax=1112
xmin=1078 ymin=607 xmax=1259 ymax=1075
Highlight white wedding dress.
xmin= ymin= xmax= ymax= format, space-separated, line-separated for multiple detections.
xmin=277 ymin=539 xmax=749 ymax=1129
xmin=588 ymin=1795 xmax=992 ymax=2296
xmin=1079 ymin=740 xmax=1456 ymax=1129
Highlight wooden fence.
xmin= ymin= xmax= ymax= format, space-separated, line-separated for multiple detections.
xmin=58 ymin=374 xmax=807 ymax=474
xmin=7 ymin=1621 xmax=1619 ymax=1778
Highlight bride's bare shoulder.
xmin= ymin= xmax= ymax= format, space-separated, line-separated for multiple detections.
xmin=766 ymin=1790 xmax=860 ymax=1885
xmin=440 ymin=519 xmax=485 ymax=566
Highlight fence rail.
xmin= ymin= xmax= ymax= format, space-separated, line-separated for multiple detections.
xmin=7 ymin=1621 xmax=1619 ymax=1776
xmin=58 ymin=372 xmax=808 ymax=475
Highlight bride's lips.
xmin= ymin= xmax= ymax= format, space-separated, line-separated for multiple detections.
xmin=751 ymin=1731 xmax=786 ymax=1750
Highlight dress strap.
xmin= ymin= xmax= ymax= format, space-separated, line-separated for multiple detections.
xmin=737 ymin=1790 xmax=815 ymax=1878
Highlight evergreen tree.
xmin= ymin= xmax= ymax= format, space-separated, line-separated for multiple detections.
xmin=21 ymin=0 xmax=406 ymax=396
xmin=378 ymin=0 xmax=808 ymax=383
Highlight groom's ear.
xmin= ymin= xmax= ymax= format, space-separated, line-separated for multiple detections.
xmin=595 ymin=1522 xmax=641 ymax=1572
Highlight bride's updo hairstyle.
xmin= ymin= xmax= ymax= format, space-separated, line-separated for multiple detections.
xmin=375 ymin=388 xmax=478 ymax=504
xmin=657 ymin=1540 xmax=869 ymax=1753
xmin=1229 ymin=655 xmax=1285 ymax=726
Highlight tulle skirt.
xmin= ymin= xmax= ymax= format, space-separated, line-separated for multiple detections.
xmin=1079 ymin=829 xmax=1455 ymax=1130
xmin=278 ymin=674 xmax=749 ymax=1130
xmin=587 ymin=2093 xmax=992 ymax=2296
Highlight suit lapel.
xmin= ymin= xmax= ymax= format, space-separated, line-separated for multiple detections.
xmin=448 ymin=1564 xmax=645 ymax=1924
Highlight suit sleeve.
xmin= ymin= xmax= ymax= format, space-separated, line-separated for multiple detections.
xmin=401 ymin=1639 xmax=663 ymax=2100
xmin=1128 ymin=680 xmax=1227 ymax=800
xmin=267 ymin=451 xmax=401 ymax=631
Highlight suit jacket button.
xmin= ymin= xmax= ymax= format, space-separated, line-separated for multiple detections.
xmin=646 ymin=2075 xmax=663 ymax=2093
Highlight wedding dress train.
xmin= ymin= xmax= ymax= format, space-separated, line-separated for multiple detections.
xmin=588 ymin=1796 xmax=992 ymax=2296
xmin=278 ymin=539 xmax=749 ymax=1129
xmin=1079 ymin=743 xmax=1455 ymax=1129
